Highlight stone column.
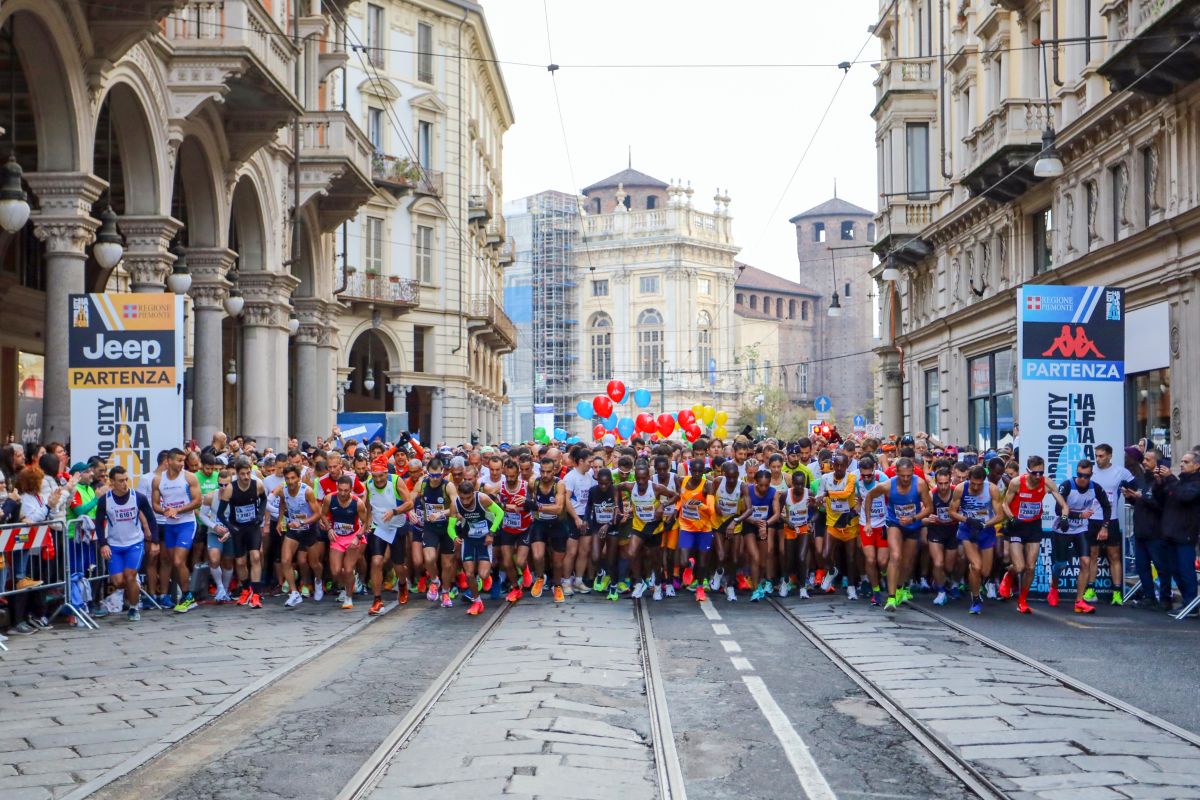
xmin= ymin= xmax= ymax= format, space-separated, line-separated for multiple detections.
xmin=878 ymin=348 xmax=904 ymax=437
xmin=612 ymin=272 xmax=631 ymax=379
xmin=26 ymin=173 xmax=106 ymax=446
xmin=121 ymin=215 xmax=183 ymax=293
xmin=293 ymin=298 xmax=325 ymax=445
xmin=187 ymin=248 xmax=236 ymax=447
xmin=317 ymin=308 xmax=340 ymax=436
xmin=431 ymin=387 xmax=446 ymax=446
xmin=239 ymin=270 xmax=300 ymax=452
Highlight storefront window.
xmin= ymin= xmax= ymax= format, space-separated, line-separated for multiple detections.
xmin=967 ymin=350 xmax=1014 ymax=452
xmin=17 ymin=352 xmax=43 ymax=446
xmin=1126 ymin=368 xmax=1171 ymax=461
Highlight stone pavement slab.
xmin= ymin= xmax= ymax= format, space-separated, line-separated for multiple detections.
xmin=366 ymin=601 xmax=658 ymax=799
xmin=787 ymin=600 xmax=1200 ymax=800
xmin=0 ymin=597 xmax=391 ymax=798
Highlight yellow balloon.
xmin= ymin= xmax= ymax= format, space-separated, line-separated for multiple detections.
xmin=714 ymin=425 xmax=728 ymax=439
xmin=692 ymin=404 xmax=704 ymax=417
xmin=701 ymin=407 xmax=716 ymax=426
xmin=716 ymin=410 xmax=728 ymax=425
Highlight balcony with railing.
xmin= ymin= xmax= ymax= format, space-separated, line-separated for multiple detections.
xmin=372 ymin=153 xmax=420 ymax=192
xmin=872 ymin=194 xmax=940 ymax=266
xmin=873 ymin=56 xmax=937 ymax=114
xmin=412 ymin=167 xmax=444 ymax=197
xmin=1099 ymin=0 xmax=1200 ymax=96
xmin=960 ymin=98 xmax=1057 ymax=200
xmin=467 ymin=293 xmax=517 ymax=353
xmin=340 ymin=271 xmax=421 ymax=317
xmin=580 ymin=206 xmax=734 ymax=247
xmin=468 ymin=185 xmax=494 ymax=225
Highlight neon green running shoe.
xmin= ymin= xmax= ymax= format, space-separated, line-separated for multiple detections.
xmin=607 ymin=588 xmax=619 ymax=602
xmin=884 ymin=597 xmax=899 ymax=612
xmin=898 ymin=587 xmax=913 ymax=605
xmin=615 ymin=580 xmax=631 ymax=594
xmin=595 ymin=573 xmax=611 ymax=593
xmin=1083 ymin=587 xmax=1098 ymax=603
xmin=1111 ymin=590 xmax=1124 ymax=606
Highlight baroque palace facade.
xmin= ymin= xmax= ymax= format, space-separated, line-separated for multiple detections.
xmin=0 ymin=0 xmax=512 ymax=451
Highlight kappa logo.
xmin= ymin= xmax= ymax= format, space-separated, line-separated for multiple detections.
xmin=1025 ymin=296 xmax=1041 ymax=311
xmin=1042 ymin=324 xmax=1105 ymax=359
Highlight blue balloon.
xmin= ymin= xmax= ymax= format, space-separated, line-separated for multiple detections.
xmin=553 ymin=427 xmax=569 ymax=441
xmin=576 ymin=401 xmax=594 ymax=420
xmin=616 ymin=416 xmax=636 ymax=439
xmin=566 ymin=436 xmax=581 ymax=444
xmin=604 ymin=413 xmax=619 ymax=429
xmin=633 ymin=388 xmax=652 ymax=408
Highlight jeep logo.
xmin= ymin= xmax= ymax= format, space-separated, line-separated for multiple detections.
xmin=81 ymin=334 xmax=162 ymax=365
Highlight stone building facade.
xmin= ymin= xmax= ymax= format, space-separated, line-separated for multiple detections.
xmin=871 ymin=0 xmax=1199 ymax=456
xmin=733 ymin=264 xmax=821 ymax=407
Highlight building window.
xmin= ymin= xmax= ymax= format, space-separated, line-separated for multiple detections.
xmin=592 ymin=279 xmax=609 ymax=297
xmin=736 ymin=292 xmax=744 ymax=305
xmin=867 ymin=222 xmax=876 ymax=242
xmin=813 ymin=222 xmax=826 ymax=243
xmin=762 ymin=296 xmax=771 ymax=316
xmin=622 ymin=194 xmax=632 ymax=210
xmin=798 ymin=363 xmax=809 ymax=395
xmin=841 ymin=221 xmax=855 ymax=240
xmin=590 ymin=313 xmax=612 ymax=381
xmin=637 ymin=309 xmax=663 ymax=380
xmin=417 ymin=21 xmax=434 ymax=83
xmin=1110 ymin=163 xmax=1124 ymax=239
xmin=364 ymin=217 xmax=384 ymax=274
xmin=1032 ymin=207 xmax=1053 ymax=275
xmin=593 ymin=197 xmax=601 ymax=214
xmin=789 ymin=299 xmax=797 ymax=319
xmin=1125 ymin=368 xmax=1171 ymax=455
xmin=413 ymin=326 xmax=429 ymax=372
xmin=763 ymin=359 xmax=772 ymax=386
xmin=749 ymin=295 xmax=757 ymax=310
xmin=698 ymin=278 xmax=711 ymax=295
xmin=367 ymin=107 xmax=384 ymax=151
xmin=906 ymin=123 xmax=930 ymax=199
xmin=801 ymin=301 xmax=809 ymax=321
xmin=775 ymin=297 xmax=783 ymax=318
xmin=639 ymin=275 xmax=659 ymax=294
xmin=646 ymin=195 xmax=657 ymax=210
xmin=366 ymin=3 xmax=385 ymax=68
xmin=924 ymin=368 xmax=940 ymax=435
xmin=418 ymin=121 xmax=433 ymax=169
xmin=967 ymin=350 xmax=1014 ymax=451
xmin=748 ymin=358 xmax=757 ymax=383
xmin=415 ymin=224 xmax=433 ymax=283
xmin=844 ymin=282 xmax=851 ymax=297
xmin=697 ymin=311 xmax=712 ymax=373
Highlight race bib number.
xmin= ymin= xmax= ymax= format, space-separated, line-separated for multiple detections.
xmin=893 ymin=503 xmax=917 ymax=519
xmin=936 ymin=506 xmax=952 ymax=522
xmin=594 ymin=505 xmax=614 ymax=524
xmin=503 ymin=511 xmax=521 ymax=528
xmin=871 ymin=497 xmax=887 ymax=520
xmin=234 ymin=504 xmax=256 ymax=524
xmin=113 ymin=506 xmax=138 ymax=523
xmin=469 ymin=519 xmax=489 ymax=538
xmin=332 ymin=521 xmax=355 ymax=537
xmin=538 ymin=510 xmax=558 ymax=520
xmin=751 ymin=507 xmax=768 ymax=521
xmin=1018 ymin=501 xmax=1042 ymax=520
xmin=681 ymin=503 xmax=702 ymax=521
xmin=426 ymin=503 xmax=445 ymax=521
xmin=635 ymin=503 xmax=656 ymax=522
xmin=717 ymin=498 xmax=739 ymax=515
xmin=830 ymin=498 xmax=850 ymax=513
xmin=409 ymin=507 xmax=424 ymax=526
xmin=789 ymin=508 xmax=806 ymax=527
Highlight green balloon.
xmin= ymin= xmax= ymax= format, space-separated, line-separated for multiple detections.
xmin=533 ymin=426 xmax=546 ymax=439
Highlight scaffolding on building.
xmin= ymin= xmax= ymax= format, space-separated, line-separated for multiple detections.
xmin=530 ymin=191 xmax=579 ymax=431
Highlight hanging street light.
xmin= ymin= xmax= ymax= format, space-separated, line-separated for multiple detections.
xmin=92 ymin=205 xmax=125 ymax=269
xmin=0 ymin=154 xmax=29 ymax=233
xmin=288 ymin=309 xmax=300 ymax=336
xmin=1033 ymin=127 xmax=1065 ymax=178
xmin=225 ymin=358 xmax=238 ymax=385
xmin=881 ymin=253 xmax=901 ymax=282
xmin=363 ymin=367 xmax=376 ymax=393
xmin=827 ymin=291 xmax=843 ymax=317
xmin=223 ymin=270 xmax=244 ymax=317
xmin=167 ymin=243 xmax=191 ymax=295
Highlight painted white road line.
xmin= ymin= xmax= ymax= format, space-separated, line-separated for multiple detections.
xmin=699 ymin=599 xmax=722 ymax=621
xmin=720 ymin=639 xmax=743 ymax=654
xmin=712 ymin=623 xmax=731 ymax=636
xmin=730 ymin=657 xmax=754 ymax=671
xmin=742 ymin=675 xmax=837 ymax=800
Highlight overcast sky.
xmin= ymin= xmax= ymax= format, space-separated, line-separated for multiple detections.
xmin=488 ymin=0 xmax=882 ymax=279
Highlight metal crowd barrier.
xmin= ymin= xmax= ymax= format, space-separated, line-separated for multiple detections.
xmin=0 ymin=519 xmax=100 ymax=650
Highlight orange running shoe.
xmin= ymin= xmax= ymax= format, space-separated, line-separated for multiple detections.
xmin=814 ymin=569 xmax=826 ymax=585
xmin=553 ymin=585 xmax=565 ymax=603
xmin=1017 ymin=599 xmax=1032 ymax=614
xmin=467 ymin=598 xmax=484 ymax=616
xmin=522 ymin=565 xmax=533 ymax=589
xmin=399 ymin=584 xmax=409 ymax=605
xmin=531 ymin=576 xmax=545 ymax=598
xmin=369 ymin=598 xmax=384 ymax=616
xmin=1047 ymin=585 xmax=1059 ymax=607
xmin=237 ymin=588 xmax=252 ymax=606
xmin=418 ymin=576 xmax=428 ymax=594
xmin=682 ymin=558 xmax=695 ymax=587
xmin=506 ymin=587 xmax=523 ymax=603
xmin=482 ymin=575 xmax=493 ymax=592
xmin=457 ymin=571 xmax=469 ymax=591
xmin=1074 ymin=599 xmax=1095 ymax=614
xmin=249 ymin=592 xmax=262 ymax=609
xmin=695 ymin=586 xmax=708 ymax=602
xmin=998 ymin=572 xmax=1013 ymax=600
xmin=737 ymin=573 xmax=753 ymax=592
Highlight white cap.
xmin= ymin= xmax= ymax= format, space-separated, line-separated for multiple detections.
xmin=602 ymin=434 xmax=616 ymax=448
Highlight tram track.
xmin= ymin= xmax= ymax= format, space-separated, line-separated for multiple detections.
xmin=634 ymin=598 xmax=688 ymax=800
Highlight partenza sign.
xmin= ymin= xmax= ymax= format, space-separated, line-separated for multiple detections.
xmin=69 ymin=293 xmax=183 ymax=481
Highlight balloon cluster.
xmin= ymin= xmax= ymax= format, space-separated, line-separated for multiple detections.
xmin=571 ymin=382 xmax=731 ymax=445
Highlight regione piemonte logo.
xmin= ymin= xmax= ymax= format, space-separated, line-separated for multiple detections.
xmin=1025 ymin=295 xmax=1041 ymax=311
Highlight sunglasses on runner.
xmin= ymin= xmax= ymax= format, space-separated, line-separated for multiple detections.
xmin=1028 ymin=470 xmax=1044 ymax=476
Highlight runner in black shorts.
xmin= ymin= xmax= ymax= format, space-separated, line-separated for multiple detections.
xmin=218 ymin=458 xmax=267 ymax=608
xmin=275 ymin=464 xmax=322 ymax=608
xmin=529 ymin=461 xmax=567 ymax=601
xmin=415 ymin=458 xmax=458 ymax=606
xmin=925 ymin=468 xmax=960 ymax=606
xmin=452 ymin=478 xmax=502 ymax=616
xmin=1001 ymin=455 xmax=1069 ymax=614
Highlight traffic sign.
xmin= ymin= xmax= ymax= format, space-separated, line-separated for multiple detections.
xmin=807 ymin=419 xmax=825 ymax=436
xmin=865 ymin=423 xmax=884 ymax=438
xmin=814 ymin=395 xmax=832 ymax=414
xmin=853 ymin=414 xmax=866 ymax=428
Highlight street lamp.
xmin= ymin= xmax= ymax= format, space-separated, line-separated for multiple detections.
xmin=363 ymin=367 xmax=376 ymax=393
xmin=223 ymin=270 xmax=244 ymax=317
xmin=827 ymin=291 xmax=842 ymax=317
xmin=287 ymin=308 xmax=300 ymax=336
xmin=93 ymin=205 xmax=125 ymax=269
xmin=225 ymin=358 xmax=238 ymax=385
xmin=1033 ymin=127 xmax=1065 ymax=178
xmin=167 ymin=243 xmax=191 ymax=295
xmin=0 ymin=20 xmax=30 ymax=235
xmin=881 ymin=253 xmax=901 ymax=282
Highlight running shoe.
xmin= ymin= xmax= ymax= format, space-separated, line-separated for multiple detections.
xmin=710 ymin=570 xmax=724 ymax=592
xmin=653 ymin=585 xmax=663 ymax=601
xmin=92 ymin=605 xmax=110 ymax=618
xmin=440 ymin=593 xmax=453 ymax=609
xmin=506 ymin=587 xmax=523 ymax=603
xmin=595 ymin=572 xmax=611 ymax=593
xmin=750 ymin=585 xmax=765 ymax=602
xmin=884 ymin=596 xmax=899 ymax=612
xmin=607 ymin=588 xmax=619 ymax=602
xmin=467 ymin=599 xmax=484 ymax=616
xmin=173 ymin=594 xmax=196 ymax=614
xmin=820 ymin=569 xmax=837 ymax=593
xmin=814 ymin=569 xmax=826 ymax=586
xmin=140 ymin=596 xmax=154 ymax=611
xmin=522 ymin=565 xmax=533 ymax=589
xmin=249 ymin=593 xmax=263 ymax=609
xmin=285 ymin=591 xmax=303 ymax=608
xmin=448 ymin=587 xmax=459 ymax=601
xmin=933 ymin=590 xmax=948 ymax=606
xmin=726 ymin=586 xmax=737 ymax=602
xmin=354 ymin=578 xmax=365 ymax=595
xmin=128 ymin=608 xmax=141 ymax=622
xmin=418 ymin=576 xmax=428 ymax=595
xmin=553 ymin=585 xmax=565 ymax=604
xmin=615 ymin=580 xmax=631 ymax=595
xmin=672 ymin=577 xmax=682 ymax=592
xmin=763 ymin=580 xmax=774 ymax=596
xmin=695 ymin=586 xmax=707 ymax=602
xmin=237 ymin=588 xmax=252 ymax=606
xmin=457 ymin=572 xmax=469 ymax=591
xmin=948 ymin=584 xmax=963 ymax=601
xmin=15 ymin=577 xmax=43 ymax=590
xmin=531 ymin=576 xmax=545 ymax=598
xmin=574 ymin=576 xmax=588 ymax=594
xmin=631 ymin=581 xmax=647 ymax=600
xmin=1017 ymin=600 xmax=1032 ymax=614
xmin=399 ymin=584 xmax=409 ymax=605
xmin=1074 ymin=599 xmax=1096 ymax=614
xmin=847 ymin=585 xmax=858 ymax=601
xmin=682 ymin=558 xmax=695 ymax=587
xmin=1111 ymin=590 xmax=1124 ymax=606
xmin=737 ymin=573 xmax=753 ymax=592
xmin=919 ymin=577 xmax=931 ymax=592
xmin=969 ymin=600 xmax=982 ymax=615
xmin=382 ymin=576 xmax=395 ymax=592
xmin=562 ymin=580 xmax=574 ymax=597
xmin=482 ymin=575 xmax=494 ymax=592
xmin=797 ymin=587 xmax=810 ymax=600
xmin=998 ymin=572 xmax=1013 ymax=599
xmin=426 ymin=583 xmax=439 ymax=603
xmin=314 ymin=583 xmax=324 ymax=602
xmin=301 ymin=585 xmax=311 ymax=598
xmin=898 ymin=587 xmax=913 ymax=605
xmin=686 ymin=580 xmax=699 ymax=592
xmin=337 ymin=589 xmax=348 ymax=605
xmin=369 ymin=598 xmax=384 ymax=616
xmin=985 ymin=582 xmax=998 ymax=600
xmin=779 ymin=580 xmax=791 ymax=598
xmin=663 ymin=583 xmax=676 ymax=598
xmin=1083 ymin=587 xmax=1098 ymax=603
xmin=1047 ymin=585 xmax=1060 ymax=607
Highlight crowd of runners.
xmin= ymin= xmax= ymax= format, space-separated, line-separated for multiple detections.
xmin=2 ymin=426 xmax=1199 ymax=635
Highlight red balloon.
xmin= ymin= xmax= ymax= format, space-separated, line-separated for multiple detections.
xmin=592 ymin=423 xmax=606 ymax=440
xmin=606 ymin=380 xmax=626 ymax=403
xmin=656 ymin=413 xmax=675 ymax=437
xmin=678 ymin=409 xmax=696 ymax=427
xmin=592 ymin=395 xmax=614 ymax=418
xmin=685 ymin=424 xmax=702 ymax=443
xmin=636 ymin=412 xmax=655 ymax=433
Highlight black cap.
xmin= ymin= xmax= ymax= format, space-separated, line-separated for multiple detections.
xmin=900 ymin=434 xmax=915 ymax=446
